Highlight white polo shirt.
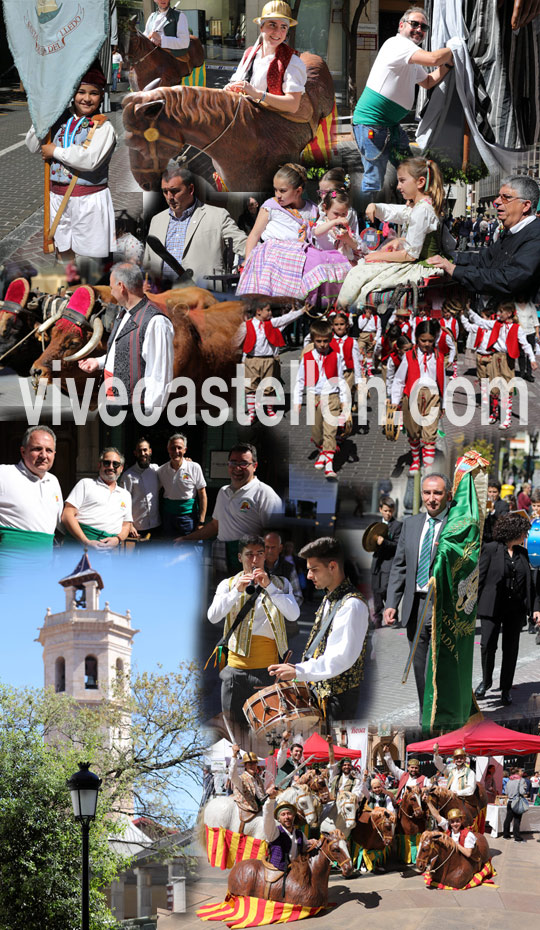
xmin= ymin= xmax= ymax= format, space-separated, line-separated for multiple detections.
xmin=120 ymin=463 xmax=160 ymax=530
xmin=212 ymin=477 xmax=283 ymax=541
xmin=366 ymin=34 xmax=428 ymax=110
xmin=66 ymin=477 xmax=132 ymax=534
xmin=0 ymin=462 xmax=63 ymax=533
xmin=157 ymin=459 xmax=206 ymax=500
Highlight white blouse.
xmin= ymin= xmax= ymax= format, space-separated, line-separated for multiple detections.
xmin=374 ymin=200 xmax=439 ymax=261
xmin=230 ymin=46 xmax=307 ymax=94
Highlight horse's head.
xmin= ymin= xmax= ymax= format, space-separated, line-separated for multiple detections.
xmin=294 ymin=787 xmax=321 ymax=827
xmin=401 ymin=787 xmax=424 ymax=819
xmin=122 ymin=88 xmax=185 ymax=191
xmin=369 ymin=808 xmax=396 ymax=847
xmin=322 ymin=830 xmax=353 ymax=877
xmin=415 ymin=830 xmax=452 ymax=874
xmin=336 ymin=790 xmax=358 ymax=831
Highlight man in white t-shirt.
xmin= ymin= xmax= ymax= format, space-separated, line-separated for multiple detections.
xmin=0 ymin=426 xmax=63 ymax=557
xmin=120 ymin=438 xmax=161 ymax=537
xmin=157 ymin=433 xmax=207 ymax=538
xmin=353 ymin=6 xmax=454 ymax=192
xmin=62 ymin=448 xmax=132 ymax=548
xmin=144 ymin=0 xmax=190 ymax=56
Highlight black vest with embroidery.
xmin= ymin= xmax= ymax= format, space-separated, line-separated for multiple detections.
xmin=106 ymin=298 xmax=168 ymax=404
xmin=302 ymin=580 xmax=367 ymax=699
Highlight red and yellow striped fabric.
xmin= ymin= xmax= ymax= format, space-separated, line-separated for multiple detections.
xmin=423 ymin=858 xmax=497 ymax=890
xmin=301 ymin=102 xmax=338 ymax=165
xmin=197 ymin=893 xmax=329 ymax=927
xmin=206 ymin=826 xmax=268 ymax=871
xmin=471 ymin=807 xmax=486 ymax=834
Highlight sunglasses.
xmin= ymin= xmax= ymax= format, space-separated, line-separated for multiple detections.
xmin=228 ymin=460 xmax=254 ymax=469
xmin=405 ymin=19 xmax=429 ymax=31
xmin=102 ymin=460 xmax=123 ymax=470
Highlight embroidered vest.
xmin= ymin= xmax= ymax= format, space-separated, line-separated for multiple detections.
xmin=224 ymin=572 xmax=289 ymax=659
xmin=403 ymin=348 xmax=445 ymax=398
xmin=50 ymin=112 xmax=110 ymax=186
xmin=330 ymin=335 xmax=354 ymax=370
xmin=397 ymin=773 xmax=426 ymax=797
xmin=243 ymin=319 xmax=286 ymax=354
xmin=106 ymin=299 xmax=168 ymax=404
xmin=487 ymin=321 xmax=520 ymax=358
xmin=302 ymin=580 xmax=367 ymax=699
xmin=268 ymin=826 xmax=305 ymax=870
xmin=302 ymin=349 xmax=339 ymax=387
xmin=233 ymin=770 xmax=266 ymax=817
xmin=447 ymin=766 xmax=471 ymax=794
xmin=331 ymin=772 xmax=356 ymax=797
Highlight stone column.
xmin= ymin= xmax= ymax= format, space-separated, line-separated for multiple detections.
xmin=135 ymin=867 xmax=153 ymax=917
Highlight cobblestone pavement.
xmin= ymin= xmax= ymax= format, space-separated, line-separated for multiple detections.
xmin=169 ymin=829 xmax=540 ymax=930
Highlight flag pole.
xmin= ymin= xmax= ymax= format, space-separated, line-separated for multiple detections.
xmin=402 ymin=578 xmax=435 ymax=684
xmin=43 ymin=131 xmax=54 ymax=254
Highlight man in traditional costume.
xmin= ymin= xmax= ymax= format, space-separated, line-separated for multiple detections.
xmin=157 ymin=433 xmax=207 ymax=538
xmin=268 ymin=537 xmax=369 ymax=722
xmin=62 ymin=448 xmax=132 ymax=548
xmin=433 ymin=746 xmax=477 ymax=797
xmin=144 ymin=0 xmax=190 ymax=56
xmin=383 ymin=753 xmax=431 ymax=798
xmin=229 ymin=744 xmax=267 ymax=821
xmin=0 ymin=426 xmax=63 ymax=559
xmin=262 ymin=798 xmax=309 ymax=870
xmin=275 ymin=732 xmax=305 ymax=783
xmin=208 ymin=535 xmax=299 ymax=726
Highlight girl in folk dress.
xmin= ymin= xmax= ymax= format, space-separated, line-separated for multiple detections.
xmin=391 ymin=319 xmax=446 ymax=472
xmin=25 ymin=64 xmax=116 ymax=259
xmin=237 ymin=164 xmax=352 ymax=306
xmin=314 ymin=190 xmax=360 ymax=262
xmin=338 ymin=157 xmax=447 ymax=311
xmin=317 ymin=166 xmax=362 ymax=243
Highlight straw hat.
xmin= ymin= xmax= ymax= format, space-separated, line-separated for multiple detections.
xmin=254 ymin=1 xmax=298 ymax=26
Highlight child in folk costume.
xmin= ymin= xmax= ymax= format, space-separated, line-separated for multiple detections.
xmin=386 ymin=334 xmax=412 ymax=398
xmin=329 ymin=310 xmax=362 ymax=408
xmin=317 ymin=166 xmax=361 ymax=242
xmin=379 ymin=322 xmax=401 ymax=382
xmin=437 ymin=298 xmax=461 ymax=378
xmin=388 ymin=307 xmax=414 ymax=342
xmin=314 ymin=190 xmax=360 ymax=263
xmin=391 ymin=320 xmax=446 ymax=472
xmin=337 ymin=158 xmax=447 ymax=311
xmin=237 ymin=164 xmax=351 ymax=306
xmin=293 ymin=318 xmax=348 ymax=479
xmin=238 ymin=302 xmax=308 ymax=422
xmin=25 ymin=63 xmax=116 ymax=259
xmin=514 ymin=293 xmax=539 ymax=381
xmin=466 ymin=301 xmax=537 ymax=428
xmin=356 ymin=307 xmax=382 ymax=376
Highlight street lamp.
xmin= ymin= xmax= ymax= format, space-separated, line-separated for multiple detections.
xmin=67 ymin=762 xmax=102 ymax=930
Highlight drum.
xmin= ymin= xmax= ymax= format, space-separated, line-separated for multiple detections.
xmin=243 ymin=682 xmax=322 ymax=735
xmin=384 ymin=401 xmax=400 ymax=441
xmin=526 ymin=518 xmax=540 ymax=568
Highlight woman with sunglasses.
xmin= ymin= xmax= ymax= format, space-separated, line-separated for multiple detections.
xmin=352 ymin=6 xmax=454 ymax=194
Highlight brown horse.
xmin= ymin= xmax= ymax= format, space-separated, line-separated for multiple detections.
xmin=227 ymin=830 xmax=353 ymax=907
xmin=423 ymin=785 xmax=487 ymax=831
xmin=396 ymin=787 xmax=428 ymax=836
xmin=125 ymin=17 xmax=204 ymax=91
xmin=350 ymin=807 xmax=397 ymax=852
xmin=415 ymin=830 xmax=490 ymax=888
xmin=122 ymin=53 xmax=335 ymax=191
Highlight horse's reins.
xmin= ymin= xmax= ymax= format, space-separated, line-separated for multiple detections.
xmin=425 ymin=837 xmax=457 ymax=874
xmin=128 ymin=31 xmax=160 ymax=68
xmin=177 ymin=95 xmax=243 ymax=166
xmin=0 ymin=326 xmax=45 ymax=363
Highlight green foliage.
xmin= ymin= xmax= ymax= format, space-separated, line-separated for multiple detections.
xmin=421 ymin=150 xmax=490 ymax=185
xmin=453 ymin=435 xmax=495 ymax=468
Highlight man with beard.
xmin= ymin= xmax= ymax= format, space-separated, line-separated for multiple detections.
xmin=120 ymin=438 xmax=161 ymax=537
xmin=62 ymin=448 xmax=132 ymax=548
xmin=433 ymin=746 xmax=477 ymax=797
xmin=157 ymin=433 xmax=207 ymax=538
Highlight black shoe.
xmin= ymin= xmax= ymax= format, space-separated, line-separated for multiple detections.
xmin=502 ymin=834 xmax=511 ymax=839
xmin=501 ymin=691 xmax=512 ymax=706
xmin=475 ymin=683 xmax=487 ymax=699
xmin=514 ymin=836 xmax=524 ymax=842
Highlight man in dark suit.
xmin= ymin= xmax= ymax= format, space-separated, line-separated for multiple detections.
xmin=427 ymin=176 xmax=540 ymax=299
xmin=371 ymin=496 xmax=402 ymax=628
xmin=383 ymin=474 xmax=453 ymax=715
xmin=483 ymin=478 xmax=510 ymax=544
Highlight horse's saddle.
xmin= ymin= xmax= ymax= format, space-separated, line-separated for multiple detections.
xmin=260 ymin=94 xmax=317 ymax=136
xmin=262 ymin=862 xmax=287 ymax=901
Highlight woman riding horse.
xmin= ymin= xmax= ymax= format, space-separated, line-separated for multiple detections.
xmin=225 ymin=0 xmax=307 ymax=114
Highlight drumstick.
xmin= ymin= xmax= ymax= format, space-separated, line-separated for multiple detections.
xmin=253 ymin=650 xmax=293 ymax=690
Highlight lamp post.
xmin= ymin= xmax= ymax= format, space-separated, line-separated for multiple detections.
xmin=67 ymin=762 xmax=102 ymax=930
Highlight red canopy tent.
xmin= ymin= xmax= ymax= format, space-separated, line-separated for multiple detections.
xmin=407 ymin=717 xmax=540 ymax=756
xmin=272 ymin=732 xmax=363 ymax=764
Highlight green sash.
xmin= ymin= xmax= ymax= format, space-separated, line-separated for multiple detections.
xmin=0 ymin=526 xmax=54 ymax=549
xmin=353 ymin=86 xmax=409 ymax=127
xmin=77 ymin=523 xmax=117 ymax=541
xmin=161 ymin=497 xmax=195 ymax=516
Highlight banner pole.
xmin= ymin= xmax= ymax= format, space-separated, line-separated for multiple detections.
xmin=43 ymin=131 xmax=54 ymax=254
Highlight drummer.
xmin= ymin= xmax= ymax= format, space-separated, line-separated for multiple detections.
xmin=207 ymin=535 xmax=299 ymax=728
xmin=224 ymin=1 xmax=307 ymax=115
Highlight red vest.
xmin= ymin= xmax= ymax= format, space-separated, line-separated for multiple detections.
xmin=487 ymin=321 xmax=520 ymax=358
xmin=303 ymin=349 xmax=339 ymax=386
xmin=403 ymin=348 xmax=445 ymax=398
xmin=389 ymin=349 xmax=401 ymax=369
xmin=397 ymin=773 xmax=426 ymax=797
xmin=330 ymin=335 xmax=354 ymax=370
xmin=240 ymin=41 xmax=295 ymax=96
xmin=446 ymin=826 xmax=470 ymax=846
xmin=474 ymin=327 xmax=487 ymax=350
xmin=243 ymin=319 xmax=286 ymax=354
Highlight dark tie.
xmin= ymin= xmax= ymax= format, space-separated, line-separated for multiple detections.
xmin=417 ymin=517 xmax=435 ymax=588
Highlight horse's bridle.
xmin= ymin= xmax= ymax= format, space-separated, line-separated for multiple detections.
xmin=423 ymin=836 xmax=456 ymax=874
xmin=126 ymin=29 xmax=160 ymax=68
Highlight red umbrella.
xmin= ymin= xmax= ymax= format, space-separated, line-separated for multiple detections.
xmin=407 ymin=717 xmax=540 ymax=756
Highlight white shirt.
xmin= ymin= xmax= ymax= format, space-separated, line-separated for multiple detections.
xmin=359 ymin=779 xmax=395 ymax=810
xmin=66 ymin=477 xmax=132 ymax=534
xmin=230 ymin=44 xmax=307 ymax=94
xmin=262 ymin=798 xmax=301 ymax=851
xmin=208 ymin=575 xmax=299 ymax=638
xmin=384 ymin=753 xmax=432 ymax=791
xmin=467 ymin=310 xmax=535 ymax=363
xmin=434 ymin=755 xmax=476 ymax=796
xmin=212 ymin=477 xmax=283 ymax=542
xmin=293 ymin=349 xmax=347 ymax=405
xmin=416 ymin=509 xmax=447 ymax=593
xmin=95 ymin=307 xmax=174 ymax=412
xmin=238 ymin=307 xmax=304 ymax=358
xmin=144 ymin=8 xmax=190 ymax=49
xmin=515 ymin=301 xmax=539 ymax=336
xmin=356 ymin=314 xmax=382 ymax=349
xmin=112 ymin=52 xmax=123 ymax=66
xmin=26 ymin=118 xmax=117 ymax=173
xmin=332 ymin=334 xmax=363 ymax=381
xmin=0 ymin=462 xmax=63 ymax=534
xmin=120 ymin=463 xmax=160 ymax=530
xmin=508 ymin=214 xmax=537 ymax=235
xmin=391 ymin=347 xmax=447 ymax=405
xmin=365 ymin=34 xmax=428 ymax=111
xmin=439 ymin=817 xmax=476 ymax=848
xmin=157 ymin=459 xmax=206 ymax=500
xmin=328 ymin=762 xmax=364 ymax=798
xmin=294 ymin=594 xmax=369 ymax=682
xmin=461 ymin=313 xmax=491 ymax=353
xmin=375 ymin=200 xmax=440 ymax=261
xmin=262 ymin=199 xmax=316 ymax=243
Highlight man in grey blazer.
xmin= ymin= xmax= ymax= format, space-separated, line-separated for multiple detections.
xmin=143 ymin=165 xmax=247 ymax=289
xmin=383 ymin=473 xmax=453 ymax=715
